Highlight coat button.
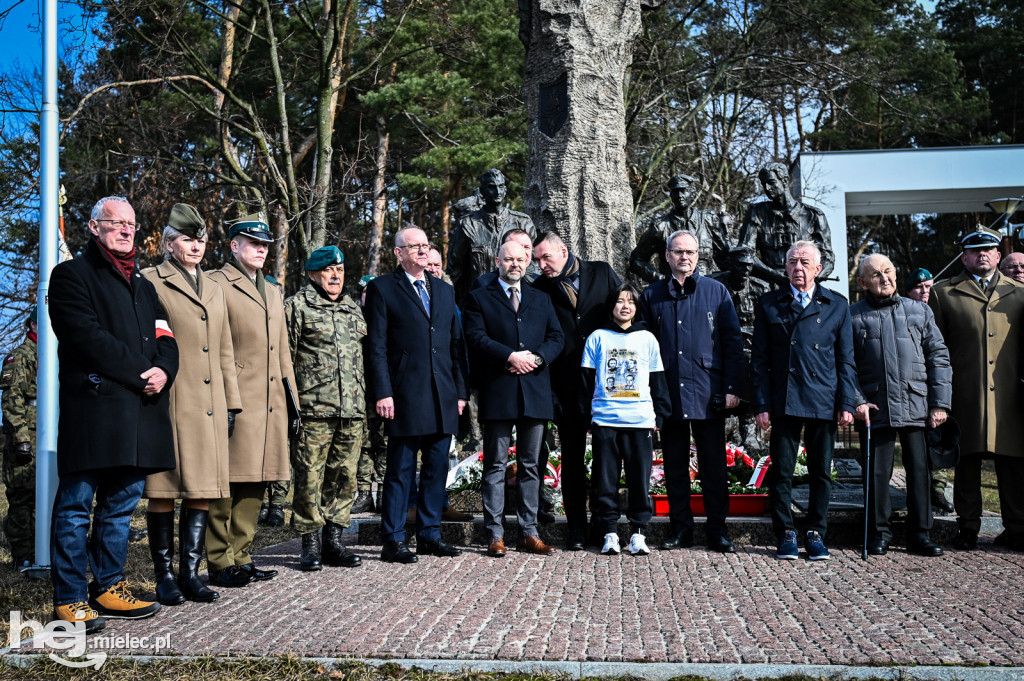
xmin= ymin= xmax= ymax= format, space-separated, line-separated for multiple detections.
xmin=207 ymin=411 xmax=213 ymax=416
xmin=790 ymin=367 xmax=795 ymax=372
xmin=204 ymin=378 xmax=211 ymax=384
xmin=791 ymin=340 xmax=796 ymax=345
xmin=270 ymin=376 xmax=275 ymax=381
xmin=270 ymin=345 xmax=274 ymax=351
xmin=201 ymin=315 xmax=207 ymax=321
xmin=816 ymin=318 xmax=821 ymax=323
xmin=518 ymin=318 xmax=523 ymax=322
xmin=990 ymin=360 xmax=994 ymax=365
xmin=991 ymin=386 xmax=996 ymax=391
xmin=814 ymin=344 xmax=819 ymax=349
xmin=520 ymin=343 xmax=525 ymax=348
xmin=989 ymin=332 xmax=995 ymax=337
xmin=203 ymin=346 xmax=209 ymax=352
xmin=143 ymin=336 xmax=149 ymax=341
xmin=269 ymin=406 xmax=273 ymax=412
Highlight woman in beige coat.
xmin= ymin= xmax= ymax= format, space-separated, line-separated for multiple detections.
xmin=142 ymin=204 xmax=242 ymax=605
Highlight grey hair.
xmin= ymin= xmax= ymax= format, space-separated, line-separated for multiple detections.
xmin=786 ymin=240 xmax=821 ymax=266
xmin=666 ymin=230 xmax=700 ymax=249
xmin=161 ymin=224 xmax=207 ymax=261
xmin=857 ymin=252 xmax=891 ymax=278
xmin=394 ymin=225 xmax=426 ymax=248
xmin=91 ymin=196 xmax=131 ymax=220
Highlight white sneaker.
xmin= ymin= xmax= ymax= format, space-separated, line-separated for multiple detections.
xmin=600 ymin=533 xmax=620 ymax=555
xmin=627 ymin=533 xmax=650 ymax=556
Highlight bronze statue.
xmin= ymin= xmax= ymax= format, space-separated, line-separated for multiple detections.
xmin=628 ymin=174 xmax=731 ymax=283
xmin=447 ymin=169 xmax=535 ymax=302
xmin=737 ymin=162 xmax=834 ymax=288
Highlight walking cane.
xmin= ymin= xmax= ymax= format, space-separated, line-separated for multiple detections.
xmin=861 ymin=413 xmax=871 ymax=560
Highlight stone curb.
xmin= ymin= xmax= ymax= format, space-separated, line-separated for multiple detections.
xmin=2 ymin=654 xmax=1023 ymax=680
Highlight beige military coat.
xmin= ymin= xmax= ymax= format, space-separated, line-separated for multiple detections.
xmin=929 ymin=270 xmax=1024 ymax=457
xmin=142 ymin=261 xmax=243 ymax=499
xmin=208 ymin=263 xmax=297 ymax=482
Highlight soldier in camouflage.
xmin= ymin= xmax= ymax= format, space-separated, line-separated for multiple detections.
xmin=354 ymin=275 xmax=386 ymax=514
xmin=1 ymin=308 xmax=38 ymax=569
xmin=285 ymin=246 xmax=366 ymax=570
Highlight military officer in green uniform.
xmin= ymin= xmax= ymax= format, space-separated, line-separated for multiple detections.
xmin=353 ymin=274 xmax=386 ymax=514
xmin=1 ymin=307 xmax=38 ymax=570
xmin=285 ymin=246 xmax=366 ymax=570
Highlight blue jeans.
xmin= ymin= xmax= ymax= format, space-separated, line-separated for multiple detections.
xmin=51 ymin=468 xmax=147 ymax=605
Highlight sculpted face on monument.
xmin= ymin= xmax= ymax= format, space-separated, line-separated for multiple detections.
xmin=480 ymin=170 xmax=507 ymax=210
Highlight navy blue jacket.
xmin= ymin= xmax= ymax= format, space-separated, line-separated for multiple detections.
xmin=640 ymin=271 xmax=744 ymax=420
xmin=462 ymin=278 xmax=564 ymax=422
xmin=531 ymin=259 xmax=622 ymax=415
xmin=364 ymin=268 xmax=469 ymax=437
xmin=750 ymin=284 xmax=859 ymax=419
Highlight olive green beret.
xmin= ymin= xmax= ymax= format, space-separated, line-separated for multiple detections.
xmin=305 ymin=245 xmax=344 ymax=271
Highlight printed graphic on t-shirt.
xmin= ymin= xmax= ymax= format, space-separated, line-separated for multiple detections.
xmin=603 ymin=349 xmax=640 ymax=398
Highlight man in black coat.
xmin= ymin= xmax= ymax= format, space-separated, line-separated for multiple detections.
xmin=365 ymin=226 xmax=470 ymax=564
xmin=48 ymin=196 xmax=178 ymax=632
xmin=463 ymin=241 xmax=564 ymax=557
xmin=751 ymin=240 xmax=859 ymax=561
xmin=532 ymin=231 xmax=622 ymax=549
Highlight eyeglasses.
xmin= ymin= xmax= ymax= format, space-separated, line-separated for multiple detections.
xmin=668 ymin=249 xmax=697 ymax=258
xmin=399 ymin=244 xmax=431 ymax=252
xmin=96 ymin=219 xmax=138 ymax=231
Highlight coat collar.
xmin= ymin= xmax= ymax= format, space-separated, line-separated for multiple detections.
xmin=154 ymin=259 xmax=213 ymax=306
xmin=219 ymin=262 xmax=267 ymax=310
xmin=486 ymin=275 xmax=534 ymax=313
xmin=391 ymin=266 xmax=433 ymax=320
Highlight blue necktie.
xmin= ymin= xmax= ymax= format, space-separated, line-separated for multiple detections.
xmin=415 ymin=279 xmax=430 ymax=315
xmin=799 ymin=292 xmax=810 ymax=308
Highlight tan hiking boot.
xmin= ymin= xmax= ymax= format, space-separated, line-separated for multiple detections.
xmin=89 ymin=580 xmax=161 ymax=619
xmin=53 ymin=602 xmax=107 ymax=634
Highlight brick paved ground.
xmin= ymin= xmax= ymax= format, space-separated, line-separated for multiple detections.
xmin=15 ymin=525 xmax=1023 ymax=666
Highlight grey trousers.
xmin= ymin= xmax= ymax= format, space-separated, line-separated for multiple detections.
xmin=482 ymin=418 xmax=546 ymax=540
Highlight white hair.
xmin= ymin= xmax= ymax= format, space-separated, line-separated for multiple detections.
xmin=91 ymin=196 xmax=131 ymax=220
xmin=786 ymin=240 xmax=821 ymax=266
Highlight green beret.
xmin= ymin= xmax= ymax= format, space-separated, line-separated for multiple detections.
xmin=228 ymin=212 xmax=273 ymax=243
xmin=905 ymin=268 xmax=933 ymax=290
xmin=168 ymin=203 xmax=207 ymax=239
xmin=961 ymin=227 xmax=1002 ymax=250
xmin=28 ymin=305 xmax=37 ymax=324
xmin=305 ymin=246 xmax=344 ymax=271
xmin=357 ymin=274 xmax=376 ymax=290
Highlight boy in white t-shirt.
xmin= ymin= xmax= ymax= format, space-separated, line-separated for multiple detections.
xmin=581 ymin=284 xmax=671 ymax=555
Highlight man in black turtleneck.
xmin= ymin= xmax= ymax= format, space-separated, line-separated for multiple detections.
xmin=851 ymin=254 xmax=950 ymax=557
xmin=532 ymin=231 xmax=621 ymax=550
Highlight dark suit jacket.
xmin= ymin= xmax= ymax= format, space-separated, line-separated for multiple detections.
xmin=750 ymin=284 xmax=859 ymax=420
xmin=48 ymin=239 xmax=179 ymax=476
xmin=364 ymin=267 xmax=469 ymax=437
xmin=462 ymin=278 xmax=564 ymax=421
xmin=531 ymin=259 xmax=622 ymax=414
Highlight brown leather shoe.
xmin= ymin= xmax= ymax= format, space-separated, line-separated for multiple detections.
xmin=442 ymin=505 xmax=473 ymax=521
xmin=487 ymin=538 xmax=507 ymax=558
xmin=516 ymin=536 xmax=555 ymax=555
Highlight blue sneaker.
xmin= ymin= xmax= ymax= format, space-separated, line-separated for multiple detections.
xmin=776 ymin=530 xmax=798 ymax=560
xmin=805 ymin=531 xmax=831 ymax=560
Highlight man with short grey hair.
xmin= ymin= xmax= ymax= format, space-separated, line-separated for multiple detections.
xmin=999 ymin=251 xmax=1024 ymax=283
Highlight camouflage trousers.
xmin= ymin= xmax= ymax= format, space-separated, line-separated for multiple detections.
xmin=290 ymin=417 xmax=364 ymax=533
xmin=267 ymin=479 xmax=290 ymax=506
xmin=932 ymin=466 xmax=953 ymax=495
xmin=356 ymin=417 xmax=388 ymax=491
xmin=2 ymin=446 xmax=35 ymax=558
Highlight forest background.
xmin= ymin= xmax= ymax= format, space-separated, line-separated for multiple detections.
xmin=0 ymin=0 xmax=1020 ymax=350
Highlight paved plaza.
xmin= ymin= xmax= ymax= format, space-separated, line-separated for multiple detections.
xmin=11 ymin=520 xmax=1023 ymax=670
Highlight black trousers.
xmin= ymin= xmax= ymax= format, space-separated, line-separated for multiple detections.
xmin=662 ymin=418 xmax=729 ymax=539
xmin=768 ymin=416 xmax=835 ymax=539
xmin=590 ymin=425 xmax=653 ymax=534
xmin=858 ymin=426 xmax=931 ymax=543
xmin=955 ymin=452 xmax=1024 ymax=537
xmin=556 ymin=413 xmax=590 ymax=532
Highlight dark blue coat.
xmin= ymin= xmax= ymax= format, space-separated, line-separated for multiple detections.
xmin=462 ymin=278 xmax=564 ymax=421
xmin=639 ymin=271 xmax=744 ymax=420
xmin=531 ymin=259 xmax=622 ymax=414
xmin=750 ymin=284 xmax=859 ymax=419
xmin=364 ymin=268 xmax=469 ymax=437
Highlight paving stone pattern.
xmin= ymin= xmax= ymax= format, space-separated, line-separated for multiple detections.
xmin=33 ymin=532 xmax=1024 ymax=665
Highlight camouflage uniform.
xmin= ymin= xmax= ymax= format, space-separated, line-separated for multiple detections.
xmin=267 ymin=479 xmax=290 ymax=506
xmin=1 ymin=335 xmax=37 ymax=561
xmin=285 ymin=285 xmax=366 ymax=533
xmin=356 ymin=417 xmax=387 ymax=491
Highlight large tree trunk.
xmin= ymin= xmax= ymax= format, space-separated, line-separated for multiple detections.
xmin=520 ymin=0 xmax=651 ymax=274
xmin=367 ymin=113 xmax=390 ymax=276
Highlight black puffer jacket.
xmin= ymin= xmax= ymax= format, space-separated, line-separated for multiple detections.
xmin=850 ymin=293 xmax=951 ymax=428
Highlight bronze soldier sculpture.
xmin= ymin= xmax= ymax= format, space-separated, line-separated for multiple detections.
xmin=629 ymin=174 xmax=730 ymax=284
xmin=448 ymin=169 xmax=535 ymax=303
xmin=737 ymin=162 xmax=834 ymax=288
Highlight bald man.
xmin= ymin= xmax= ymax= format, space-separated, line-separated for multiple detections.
xmin=851 ymin=254 xmax=951 ymax=557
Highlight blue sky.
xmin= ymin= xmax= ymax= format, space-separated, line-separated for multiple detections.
xmin=0 ymin=1 xmax=101 ymax=81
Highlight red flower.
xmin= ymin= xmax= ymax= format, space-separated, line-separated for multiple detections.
xmin=742 ymin=454 xmax=755 ymax=469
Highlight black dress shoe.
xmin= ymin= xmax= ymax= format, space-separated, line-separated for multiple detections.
xmin=538 ymin=509 xmax=556 ymax=524
xmin=416 ymin=537 xmax=462 ymax=557
xmin=660 ymin=528 xmax=694 ymax=550
xmin=381 ymin=541 xmax=418 ymax=564
xmin=238 ymin=562 xmax=278 ymax=581
xmin=707 ymin=536 xmax=735 ymax=553
xmin=209 ymin=565 xmax=253 ymax=588
xmin=565 ymin=529 xmax=586 ymax=551
xmin=867 ymin=539 xmax=889 ymax=556
xmin=907 ymin=539 xmax=944 ymax=557
xmin=952 ymin=531 xmax=978 ymax=550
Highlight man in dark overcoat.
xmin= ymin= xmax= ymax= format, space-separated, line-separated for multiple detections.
xmin=462 ymin=241 xmax=564 ymax=557
xmin=365 ymin=226 xmax=470 ymax=564
xmin=48 ymin=196 xmax=178 ymax=631
xmin=751 ymin=240 xmax=859 ymax=561
xmin=532 ymin=231 xmax=621 ymax=550
xmin=928 ymin=228 xmax=1024 ymax=551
